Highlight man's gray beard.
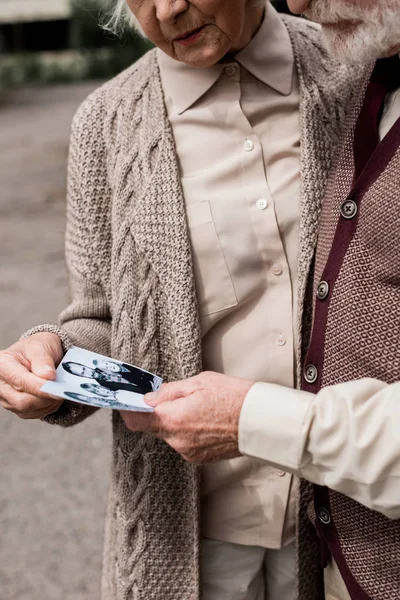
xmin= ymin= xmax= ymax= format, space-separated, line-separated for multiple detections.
xmin=305 ymin=0 xmax=400 ymax=64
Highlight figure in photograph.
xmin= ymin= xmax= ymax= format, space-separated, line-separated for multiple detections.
xmin=0 ymin=1 xmax=366 ymax=599
xmin=80 ymin=383 xmax=118 ymax=400
xmin=62 ymin=361 xmax=150 ymax=395
xmin=92 ymin=359 xmax=156 ymax=391
xmin=64 ymin=391 xmax=112 ymax=405
xmin=79 ymin=383 xmax=154 ymax=411
xmin=64 ymin=391 xmax=147 ymax=412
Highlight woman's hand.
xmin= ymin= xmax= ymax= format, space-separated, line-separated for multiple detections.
xmin=0 ymin=333 xmax=64 ymax=419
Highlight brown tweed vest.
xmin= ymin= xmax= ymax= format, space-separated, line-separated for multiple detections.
xmin=299 ymin=63 xmax=400 ymax=600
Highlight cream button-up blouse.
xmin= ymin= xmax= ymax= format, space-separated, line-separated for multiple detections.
xmin=158 ymin=2 xmax=300 ymax=549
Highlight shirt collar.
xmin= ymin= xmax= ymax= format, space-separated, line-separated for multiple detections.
xmin=158 ymin=49 xmax=223 ymax=115
xmin=157 ymin=2 xmax=295 ymax=115
xmin=236 ymin=3 xmax=294 ymax=96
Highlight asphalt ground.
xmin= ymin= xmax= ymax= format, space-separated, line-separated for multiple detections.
xmin=0 ymin=81 xmax=112 ymax=600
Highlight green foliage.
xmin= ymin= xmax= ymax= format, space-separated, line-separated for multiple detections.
xmin=70 ymin=0 xmax=107 ymax=49
xmin=0 ymin=1 xmax=153 ymax=88
xmin=0 ymin=47 xmax=149 ymax=88
xmin=68 ymin=0 xmax=153 ymax=79
xmin=69 ymin=0 xmax=152 ymax=56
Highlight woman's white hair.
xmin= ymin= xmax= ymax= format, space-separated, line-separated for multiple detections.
xmin=103 ymin=0 xmax=140 ymax=35
xmin=103 ymin=0 xmax=266 ymax=36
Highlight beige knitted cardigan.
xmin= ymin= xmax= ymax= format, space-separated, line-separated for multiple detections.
xmin=25 ymin=16 xmax=365 ymax=600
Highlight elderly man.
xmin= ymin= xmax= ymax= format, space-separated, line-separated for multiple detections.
xmin=121 ymin=1 xmax=400 ymax=599
xmin=0 ymin=1 xmax=360 ymax=599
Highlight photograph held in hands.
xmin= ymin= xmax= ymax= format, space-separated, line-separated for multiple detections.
xmin=41 ymin=347 xmax=162 ymax=412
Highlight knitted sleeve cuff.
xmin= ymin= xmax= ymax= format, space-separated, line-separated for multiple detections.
xmin=20 ymin=324 xmax=74 ymax=354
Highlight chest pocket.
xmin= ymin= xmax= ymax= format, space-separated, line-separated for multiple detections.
xmin=186 ymin=201 xmax=237 ymax=317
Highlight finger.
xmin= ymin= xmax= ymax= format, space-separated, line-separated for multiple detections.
xmin=0 ymin=382 xmax=62 ymax=417
xmin=120 ymin=410 xmax=164 ymax=435
xmin=26 ymin=344 xmax=57 ymax=379
xmin=0 ymin=381 xmax=61 ymax=411
xmin=0 ymin=356 xmax=54 ymax=397
xmin=145 ymin=377 xmax=200 ymax=407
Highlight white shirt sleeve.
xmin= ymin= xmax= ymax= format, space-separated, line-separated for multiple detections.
xmin=238 ymin=378 xmax=400 ymax=519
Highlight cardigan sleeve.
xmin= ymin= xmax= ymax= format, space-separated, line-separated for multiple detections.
xmin=22 ymin=89 xmax=113 ymax=427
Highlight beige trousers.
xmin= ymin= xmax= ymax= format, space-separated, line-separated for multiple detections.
xmin=200 ymin=538 xmax=296 ymax=600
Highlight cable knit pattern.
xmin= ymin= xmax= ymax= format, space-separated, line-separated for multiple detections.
xmin=22 ymin=17 xmax=364 ymax=599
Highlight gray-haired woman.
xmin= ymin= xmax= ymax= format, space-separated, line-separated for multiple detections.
xmin=0 ymin=1 xmax=358 ymax=598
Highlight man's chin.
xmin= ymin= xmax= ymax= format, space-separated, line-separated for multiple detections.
xmin=321 ymin=28 xmax=382 ymax=65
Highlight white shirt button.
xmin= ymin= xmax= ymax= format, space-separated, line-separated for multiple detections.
xmin=244 ymin=139 xmax=254 ymax=152
xmin=224 ymin=65 xmax=237 ymax=77
xmin=277 ymin=334 xmax=286 ymax=347
xmin=256 ymin=199 xmax=268 ymax=210
xmin=272 ymin=264 xmax=283 ymax=276
xmin=276 ymin=470 xmax=286 ymax=477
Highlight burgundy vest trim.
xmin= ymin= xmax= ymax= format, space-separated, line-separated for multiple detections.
xmin=302 ymin=115 xmax=400 ymax=394
xmin=313 ymin=487 xmax=372 ymax=600
xmin=353 ymin=114 xmax=400 ymax=198
xmin=353 ymin=55 xmax=400 ymax=179
xmin=302 ymin=112 xmax=400 ymax=397
xmin=302 ymin=63 xmax=400 ymax=600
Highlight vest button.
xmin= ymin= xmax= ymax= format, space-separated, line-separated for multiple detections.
xmin=304 ymin=364 xmax=318 ymax=384
xmin=317 ymin=281 xmax=329 ymax=300
xmin=317 ymin=507 xmax=331 ymax=525
xmin=340 ymin=199 xmax=358 ymax=220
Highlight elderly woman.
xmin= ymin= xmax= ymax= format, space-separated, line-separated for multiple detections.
xmin=0 ymin=1 xmax=357 ymax=599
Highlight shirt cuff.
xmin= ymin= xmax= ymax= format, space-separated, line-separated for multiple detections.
xmin=238 ymin=382 xmax=314 ymax=473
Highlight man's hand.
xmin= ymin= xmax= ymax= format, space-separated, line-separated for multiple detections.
xmin=121 ymin=371 xmax=255 ymax=464
xmin=0 ymin=333 xmax=64 ymax=419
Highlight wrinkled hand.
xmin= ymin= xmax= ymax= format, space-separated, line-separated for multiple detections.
xmin=121 ymin=371 xmax=254 ymax=464
xmin=0 ymin=333 xmax=64 ymax=419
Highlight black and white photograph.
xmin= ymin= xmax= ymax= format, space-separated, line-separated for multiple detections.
xmin=41 ymin=347 xmax=162 ymax=412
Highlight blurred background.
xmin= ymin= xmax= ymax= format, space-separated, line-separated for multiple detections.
xmin=0 ymin=1 xmax=291 ymax=599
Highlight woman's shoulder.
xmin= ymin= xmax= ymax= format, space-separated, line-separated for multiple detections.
xmin=281 ymin=14 xmax=367 ymax=89
xmin=70 ymin=48 xmax=159 ymax=139
xmin=281 ymin=13 xmax=329 ymax=61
